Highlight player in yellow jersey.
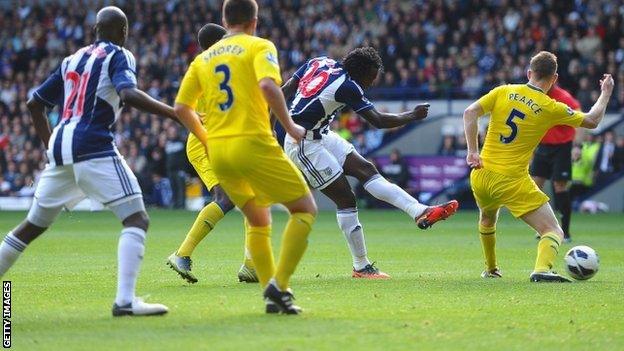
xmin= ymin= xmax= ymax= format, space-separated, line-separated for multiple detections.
xmin=463 ymin=51 xmax=614 ymax=282
xmin=167 ymin=23 xmax=258 ymax=284
xmin=174 ymin=0 xmax=317 ymax=314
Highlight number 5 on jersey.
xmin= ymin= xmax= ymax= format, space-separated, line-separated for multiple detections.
xmin=500 ymin=108 xmax=526 ymax=144
xmin=215 ymin=64 xmax=233 ymax=111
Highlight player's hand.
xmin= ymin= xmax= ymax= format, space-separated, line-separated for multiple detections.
xmin=466 ymin=152 xmax=483 ymax=169
xmin=600 ymin=74 xmax=614 ymax=96
xmin=412 ymin=103 xmax=430 ymax=121
xmin=287 ymin=124 xmax=306 ymax=143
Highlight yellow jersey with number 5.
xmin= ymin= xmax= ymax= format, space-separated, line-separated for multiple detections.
xmin=477 ymin=84 xmax=585 ymax=177
xmin=175 ymin=33 xmax=282 ymax=139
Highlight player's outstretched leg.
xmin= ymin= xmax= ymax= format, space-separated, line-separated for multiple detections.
xmin=112 ymin=207 xmax=168 ymax=316
xmin=320 ymin=175 xmax=389 ymax=279
xmin=478 ymin=209 xmax=502 ymax=278
xmin=167 ymin=185 xmax=242 ymax=284
xmin=521 ymin=203 xmax=571 ymax=283
xmin=261 ymin=194 xmax=317 ymax=315
xmin=343 ymin=152 xmax=459 ymax=229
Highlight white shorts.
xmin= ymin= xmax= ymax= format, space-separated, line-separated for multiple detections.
xmin=284 ymin=131 xmax=355 ymax=190
xmin=34 ymin=156 xmax=142 ymax=210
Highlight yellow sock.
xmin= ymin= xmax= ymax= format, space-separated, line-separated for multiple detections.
xmin=241 ymin=219 xmax=255 ymax=269
xmin=176 ymin=202 xmax=224 ymax=257
xmin=479 ymin=224 xmax=497 ymax=271
xmin=247 ymin=225 xmax=275 ymax=287
xmin=275 ymin=212 xmax=315 ymax=291
xmin=534 ymin=232 xmax=562 ymax=273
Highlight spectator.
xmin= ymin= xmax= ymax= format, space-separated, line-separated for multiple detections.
xmin=438 ymin=135 xmax=456 ymax=156
xmin=380 ymin=149 xmax=410 ymax=190
xmin=596 ymin=130 xmax=617 ymax=182
xmin=164 ymin=126 xmax=187 ymax=209
xmin=614 ymin=135 xmax=624 ymax=173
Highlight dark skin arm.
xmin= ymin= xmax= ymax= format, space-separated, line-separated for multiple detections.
xmin=280 ymin=76 xmax=430 ymax=129
xmin=119 ymin=87 xmax=178 ymax=122
xmin=358 ymin=103 xmax=430 ymax=129
xmin=26 ymin=98 xmax=53 ymax=147
xmin=270 ymin=77 xmax=300 ymax=131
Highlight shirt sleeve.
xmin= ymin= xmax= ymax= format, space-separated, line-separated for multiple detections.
xmin=109 ymin=49 xmax=138 ymax=93
xmin=33 ymin=65 xmax=63 ymax=108
xmin=292 ymin=60 xmax=310 ymax=80
xmin=175 ymin=59 xmax=202 ymax=110
xmin=547 ymin=100 xmax=585 ymax=127
xmin=335 ymin=80 xmax=374 ymax=113
xmin=253 ymin=40 xmax=282 ymax=85
xmin=477 ymin=86 xmax=502 ymax=113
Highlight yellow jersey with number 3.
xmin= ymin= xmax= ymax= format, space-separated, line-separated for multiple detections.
xmin=477 ymin=84 xmax=585 ymax=177
xmin=175 ymin=33 xmax=282 ymax=139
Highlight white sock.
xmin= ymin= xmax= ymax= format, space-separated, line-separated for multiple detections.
xmin=0 ymin=232 xmax=27 ymax=276
xmin=115 ymin=227 xmax=146 ymax=306
xmin=363 ymin=175 xmax=428 ymax=219
xmin=337 ymin=208 xmax=370 ymax=270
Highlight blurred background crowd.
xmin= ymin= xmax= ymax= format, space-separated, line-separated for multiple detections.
xmin=1 ymin=0 xmax=623 ymax=207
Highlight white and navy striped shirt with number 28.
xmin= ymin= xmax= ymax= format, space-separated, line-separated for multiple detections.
xmin=33 ymin=40 xmax=137 ymax=166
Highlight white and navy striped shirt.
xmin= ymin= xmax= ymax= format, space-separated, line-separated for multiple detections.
xmin=33 ymin=40 xmax=137 ymax=166
xmin=290 ymin=57 xmax=373 ymax=133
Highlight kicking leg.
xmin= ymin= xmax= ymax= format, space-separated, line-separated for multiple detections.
xmin=168 ymin=185 xmax=235 ymax=283
xmin=520 ymin=203 xmax=570 ymax=283
xmin=479 ymin=208 xmax=501 ymax=278
xmin=321 ymin=175 xmax=389 ymax=278
xmin=344 ymin=151 xmax=458 ymax=229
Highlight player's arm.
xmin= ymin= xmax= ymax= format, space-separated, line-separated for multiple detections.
xmin=175 ymin=103 xmax=207 ymax=143
xmin=255 ymin=41 xmax=305 ymax=141
xmin=260 ymin=78 xmax=305 ymax=141
xmin=281 ymin=76 xmax=299 ymax=100
xmin=358 ymin=104 xmax=429 ymax=129
xmin=27 ymin=65 xmax=64 ymax=147
xmin=26 ymin=97 xmax=52 ymax=147
xmin=463 ymin=101 xmax=484 ymax=169
xmin=119 ymin=88 xmax=177 ymax=121
xmin=174 ymin=60 xmax=208 ymax=144
xmin=580 ymin=74 xmax=614 ymax=129
xmin=110 ymin=50 xmax=177 ymax=121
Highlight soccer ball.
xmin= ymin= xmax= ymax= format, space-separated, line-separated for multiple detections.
xmin=564 ymin=246 xmax=599 ymax=280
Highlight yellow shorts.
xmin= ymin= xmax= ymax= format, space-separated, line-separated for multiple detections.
xmin=187 ymin=134 xmax=219 ymax=191
xmin=208 ymin=135 xmax=310 ymax=208
xmin=470 ymin=168 xmax=549 ymax=218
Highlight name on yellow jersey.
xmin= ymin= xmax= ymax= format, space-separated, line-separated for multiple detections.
xmin=203 ymin=44 xmax=245 ymax=61
xmin=507 ymin=93 xmax=542 ymax=114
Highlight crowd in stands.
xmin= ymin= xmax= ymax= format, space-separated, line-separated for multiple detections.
xmin=1 ymin=0 xmax=623 ymax=205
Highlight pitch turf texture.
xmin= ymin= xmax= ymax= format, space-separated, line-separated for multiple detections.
xmin=2 ymin=209 xmax=623 ymax=350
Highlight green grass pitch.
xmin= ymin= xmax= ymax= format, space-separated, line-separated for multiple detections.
xmin=2 ymin=209 xmax=623 ymax=350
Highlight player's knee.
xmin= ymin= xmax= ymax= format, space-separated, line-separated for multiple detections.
xmin=213 ymin=187 xmax=235 ymax=213
xmin=360 ymin=161 xmax=379 ymax=181
xmin=122 ymin=211 xmax=150 ymax=231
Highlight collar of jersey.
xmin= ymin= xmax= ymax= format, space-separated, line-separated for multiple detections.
xmin=526 ymin=83 xmax=544 ymax=93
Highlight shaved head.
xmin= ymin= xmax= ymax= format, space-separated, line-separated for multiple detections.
xmin=95 ymin=6 xmax=128 ymax=46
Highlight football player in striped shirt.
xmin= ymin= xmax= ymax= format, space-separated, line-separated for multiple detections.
xmin=0 ymin=7 xmax=177 ymax=316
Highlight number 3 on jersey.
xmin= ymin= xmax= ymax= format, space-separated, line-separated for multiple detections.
xmin=500 ymin=108 xmax=526 ymax=144
xmin=215 ymin=64 xmax=233 ymax=111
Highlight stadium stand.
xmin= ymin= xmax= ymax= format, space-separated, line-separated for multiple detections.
xmin=0 ymin=0 xmax=622 ymax=207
